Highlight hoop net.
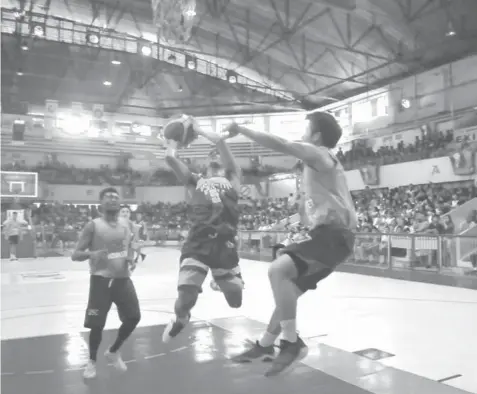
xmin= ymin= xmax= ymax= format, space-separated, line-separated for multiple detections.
xmin=152 ymin=0 xmax=197 ymax=43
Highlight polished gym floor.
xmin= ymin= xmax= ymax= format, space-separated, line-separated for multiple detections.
xmin=1 ymin=248 xmax=476 ymax=394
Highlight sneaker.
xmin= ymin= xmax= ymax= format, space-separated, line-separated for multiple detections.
xmin=162 ymin=313 xmax=190 ymax=343
xmin=265 ymin=337 xmax=308 ymax=377
xmin=104 ymin=349 xmax=127 ymax=372
xmin=83 ymin=360 xmax=97 ymax=379
xmin=231 ymin=340 xmax=275 ymax=363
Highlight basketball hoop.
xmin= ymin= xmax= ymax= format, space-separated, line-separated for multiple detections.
xmin=151 ymin=0 xmax=197 ymax=43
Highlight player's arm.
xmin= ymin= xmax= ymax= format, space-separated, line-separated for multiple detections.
xmin=71 ymin=222 xmax=95 ymax=261
xmin=194 ymin=120 xmax=242 ymax=190
xmin=226 ymin=124 xmax=334 ymax=170
xmin=164 ymin=140 xmax=196 ymax=187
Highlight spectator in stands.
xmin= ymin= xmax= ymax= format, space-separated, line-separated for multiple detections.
xmin=440 ymin=215 xmax=455 ymax=234
xmin=459 ymin=210 xmax=477 ymax=232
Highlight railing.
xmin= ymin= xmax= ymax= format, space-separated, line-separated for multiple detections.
xmin=3 ymin=226 xmax=477 ymax=278
xmin=236 ymin=231 xmax=477 ymax=276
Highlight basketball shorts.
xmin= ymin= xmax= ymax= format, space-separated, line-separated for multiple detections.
xmin=8 ymin=235 xmax=19 ymax=245
xmin=281 ymin=224 xmax=355 ymax=293
xmin=179 ymin=235 xmax=242 ymax=293
xmin=84 ymin=275 xmax=140 ymax=329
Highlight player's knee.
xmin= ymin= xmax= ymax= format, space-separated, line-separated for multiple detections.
xmin=268 ymin=254 xmax=299 ymax=282
xmin=223 ymin=289 xmax=242 ymax=308
xmin=126 ymin=315 xmax=141 ymax=328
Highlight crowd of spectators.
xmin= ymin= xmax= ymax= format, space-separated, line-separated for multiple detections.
xmin=3 ymin=181 xmax=475 ymax=239
xmin=1 ymin=127 xmax=462 ymax=185
xmin=336 ymin=129 xmax=455 ymax=171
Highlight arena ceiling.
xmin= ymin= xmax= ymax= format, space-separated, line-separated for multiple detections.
xmin=2 ymin=0 xmax=477 ymax=117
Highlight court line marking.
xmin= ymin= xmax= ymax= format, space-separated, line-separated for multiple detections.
xmin=437 ymin=374 xmax=462 ymax=383
xmin=1 ymin=372 xmax=15 ymax=376
xmin=170 ymin=346 xmax=188 ymax=353
xmin=64 ymin=367 xmax=84 ymax=372
xmin=25 ymin=370 xmax=54 ymax=375
xmin=144 ymin=353 xmax=166 ymax=360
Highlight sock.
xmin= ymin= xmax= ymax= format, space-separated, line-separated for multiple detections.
xmin=280 ymin=320 xmax=297 ymax=343
xmin=89 ymin=327 xmax=103 ymax=361
xmin=110 ymin=320 xmax=138 ymax=353
xmin=259 ymin=332 xmax=278 ymax=347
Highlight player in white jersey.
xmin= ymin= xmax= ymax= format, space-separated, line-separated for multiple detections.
xmin=2 ymin=212 xmax=29 ymax=260
xmin=225 ymin=112 xmax=356 ymax=376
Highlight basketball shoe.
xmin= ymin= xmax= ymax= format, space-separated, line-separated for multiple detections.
xmin=265 ymin=336 xmax=308 ymax=377
xmin=105 ymin=349 xmax=127 ymax=372
xmin=231 ymin=340 xmax=275 ymax=363
xmin=162 ymin=313 xmax=191 ymax=343
xmin=83 ymin=360 xmax=97 ymax=379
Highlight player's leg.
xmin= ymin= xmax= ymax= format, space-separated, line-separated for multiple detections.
xmin=264 ymin=227 xmax=355 ymax=376
xmin=211 ymin=239 xmax=243 ymax=308
xmin=106 ymin=278 xmax=141 ymax=372
xmin=162 ymin=257 xmax=208 ymax=343
xmin=211 ymin=265 xmax=243 ymax=308
xmin=83 ymin=276 xmax=113 ymax=379
xmin=231 ymin=284 xmax=304 ymax=363
xmin=8 ymin=236 xmax=18 ymax=260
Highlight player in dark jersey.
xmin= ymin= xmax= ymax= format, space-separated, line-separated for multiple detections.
xmin=224 ymin=112 xmax=357 ymax=376
xmin=72 ymin=188 xmax=141 ymax=379
xmin=162 ymin=117 xmax=243 ymax=343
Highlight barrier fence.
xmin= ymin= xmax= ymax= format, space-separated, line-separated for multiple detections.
xmin=237 ymin=231 xmax=477 ymax=275
xmin=2 ymin=226 xmax=477 ymax=277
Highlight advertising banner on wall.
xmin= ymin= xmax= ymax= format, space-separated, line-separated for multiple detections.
xmin=359 ymin=164 xmax=380 ymax=186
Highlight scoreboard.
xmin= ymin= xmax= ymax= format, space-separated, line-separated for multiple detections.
xmin=0 ymin=172 xmax=38 ymax=198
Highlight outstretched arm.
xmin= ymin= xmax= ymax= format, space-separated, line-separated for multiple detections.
xmin=194 ymin=121 xmax=241 ymax=191
xmin=227 ymin=124 xmax=334 ymax=171
xmin=164 ymin=141 xmax=196 ymax=186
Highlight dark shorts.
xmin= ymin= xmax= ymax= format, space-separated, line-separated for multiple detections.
xmin=84 ymin=275 xmax=141 ymax=329
xmin=181 ymin=234 xmax=239 ymax=270
xmin=8 ymin=235 xmax=19 ymax=245
xmin=178 ymin=234 xmax=242 ymax=292
xmin=281 ymin=225 xmax=355 ymax=293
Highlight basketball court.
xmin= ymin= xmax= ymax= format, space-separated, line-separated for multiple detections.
xmin=2 ymin=248 xmax=476 ymax=394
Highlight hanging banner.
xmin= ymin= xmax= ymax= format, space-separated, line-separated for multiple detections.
xmin=359 ymin=164 xmax=379 ymax=186
xmin=449 ymin=147 xmax=476 ymax=175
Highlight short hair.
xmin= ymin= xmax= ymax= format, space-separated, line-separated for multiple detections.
xmin=99 ymin=187 xmax=119 ymax=200
xmin=307 ymin=111 xmax=342 ymax=148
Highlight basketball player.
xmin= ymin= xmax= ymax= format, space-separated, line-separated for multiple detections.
xmin=162 ymin=117 xmax=244 ymax=343
xmin=225 ymin=112 xmax=356 ymax=376
xmin=2 ymin=211 xmax=29 ymax=260
xmin=72 ymin=188 xmax=141 ymax=379
xmin=119 ymin=206 xmax=146 ymax=265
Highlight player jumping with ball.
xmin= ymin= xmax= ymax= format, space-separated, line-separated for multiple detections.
xmin=162 ymin=116 xmax=244 ymax=343
xmin=227 ymin=112 xmax=357 ymax=376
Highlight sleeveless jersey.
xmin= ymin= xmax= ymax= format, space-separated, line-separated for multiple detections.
xmin=300 ymin=148 xmax=357 ymax=230
xmin=187 ymin=175 xmax=240 ymax=237
xmin=89 ymin=217 xmax=133 ymax=278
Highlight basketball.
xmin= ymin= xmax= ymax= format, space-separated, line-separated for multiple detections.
xmin=163 ymin=115 xmax=198 ymax=148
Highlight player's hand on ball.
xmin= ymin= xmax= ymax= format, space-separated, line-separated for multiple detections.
xmin=222 ymin=122 xmax=240 ymax=139
xmin=163 ymin=115 xmax=198 ymax=149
